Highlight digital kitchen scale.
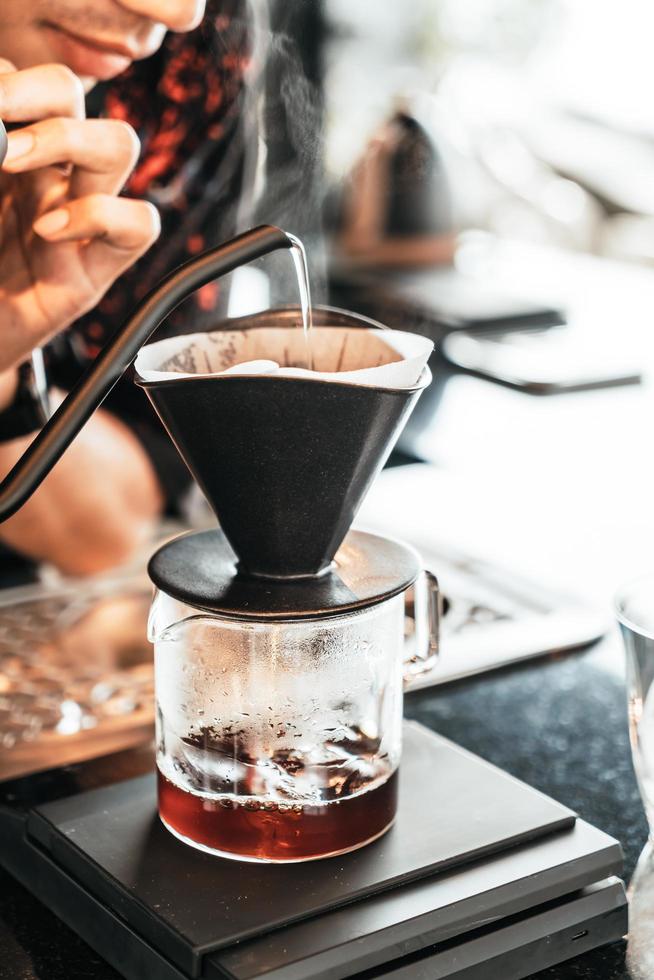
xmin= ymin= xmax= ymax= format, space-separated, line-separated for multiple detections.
xmin=0 ymin=723 xmax=627 ymax=979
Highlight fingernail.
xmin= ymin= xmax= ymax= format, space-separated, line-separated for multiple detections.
xmin=33 ymin=209 xmax=70 ymax=237
xmin=4 ymin=131 xmax=35 ymax=163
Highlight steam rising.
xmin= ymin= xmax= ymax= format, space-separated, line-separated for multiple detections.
xmin=247 ymin=0 xmax=327 ymax=306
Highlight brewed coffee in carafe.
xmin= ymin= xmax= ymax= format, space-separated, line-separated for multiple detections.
xmin=152 ymin=592 xmax=405 ymax=861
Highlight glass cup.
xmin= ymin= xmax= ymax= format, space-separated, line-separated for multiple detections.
xmin=616 ymin=575 xmax=654 ymax=831
xmin=616 ymin=576 xmax=654 ymax=976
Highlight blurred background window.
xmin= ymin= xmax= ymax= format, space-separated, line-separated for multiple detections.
xmin=320 ymin=0 xmax=654 ymax=265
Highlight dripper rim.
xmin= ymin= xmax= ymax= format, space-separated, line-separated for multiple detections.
xmin=135 ymin=364 xmax=432 ymax=395
xmin=133 ymin=304 xmax=434 ymax=394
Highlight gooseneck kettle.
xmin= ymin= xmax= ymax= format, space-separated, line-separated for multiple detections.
xmin=0 ymin=224 xmax=294 ymax=522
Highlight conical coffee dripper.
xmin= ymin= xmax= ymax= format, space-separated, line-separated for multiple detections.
xmin=0 ymin=228 xmax=430 ymax=575
xmin=135 ymin=307 xmax=430 ymax=578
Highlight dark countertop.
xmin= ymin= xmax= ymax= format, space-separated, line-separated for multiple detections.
xmin=408 ymin=641 xmax=644 ymax=979
xmin=0 ymin=634 xmax=645 ymax=980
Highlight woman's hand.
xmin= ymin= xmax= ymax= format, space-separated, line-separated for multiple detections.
xmin=0 ymin=59 xmax=160 ymax=372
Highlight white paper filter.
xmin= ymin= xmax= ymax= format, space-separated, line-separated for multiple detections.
xmin=135 ymin=326 xmax=432 ymax=389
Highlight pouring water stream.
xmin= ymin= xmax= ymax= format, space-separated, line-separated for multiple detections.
xmin=287 ymin=233 xmax=314 ymax=370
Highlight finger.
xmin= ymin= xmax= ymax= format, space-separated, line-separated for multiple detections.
xmin=3 ymin=118 xmax=140 ymax=196
xmin=84 ymin=199 xmax=161 ymax=297
xmin=33 ymin=193 xmax=159 ymax=247
xmin=0 ymin=64 xmax=85 ymax=122
xmin=33 ymin=194 xmax=160 ymax=290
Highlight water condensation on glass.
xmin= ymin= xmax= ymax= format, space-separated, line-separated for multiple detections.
xmin=151 ymin=593 xmax=404 ymax=811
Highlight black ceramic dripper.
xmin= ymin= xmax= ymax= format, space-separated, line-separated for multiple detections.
xmin=138 ymin=308 xmax=429 ymax=579
xmin=0 ymin=227 xmax=431 ymax=583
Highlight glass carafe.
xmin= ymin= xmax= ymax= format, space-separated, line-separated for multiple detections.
xmin=149 ymin=576 xmax=437 ymax=863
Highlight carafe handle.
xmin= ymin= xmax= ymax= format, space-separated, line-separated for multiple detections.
xmin=404 ymin=569 xmax=440 ymax=685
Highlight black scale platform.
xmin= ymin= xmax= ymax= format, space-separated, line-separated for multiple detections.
xmin=0 ymin=723 xmax=627 ymax=980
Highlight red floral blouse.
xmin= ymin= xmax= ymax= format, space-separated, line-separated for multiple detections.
xmin=49 ymin=0 xmax=253 ymax=510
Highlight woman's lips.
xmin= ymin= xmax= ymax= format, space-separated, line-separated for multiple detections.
xmin=42 ymin=24 xmax=137 ymax=81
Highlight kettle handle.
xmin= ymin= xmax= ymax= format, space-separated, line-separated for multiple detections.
xmin=0 ymin=224 xmax=294 ymax=521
